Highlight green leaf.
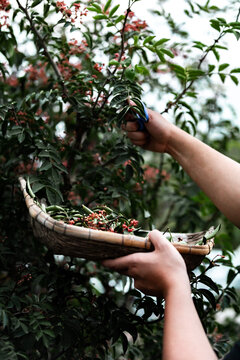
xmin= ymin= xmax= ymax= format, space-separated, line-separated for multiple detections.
xmin=227 ymin=269 xmax=237 ymax=285
xmin=39 ymin=160 xmax=52 ymax=171
xmin=210 ymin=19 xmax=220 ymax=31
xmin=208 ymin=64 xmax=215 ymax=73
xmin=212 ymin=48 xmax=220 ymax=61
xmin=218 ymin=63 xmax=229 ymax=71
xmin=111 ymin=93 xmax=128 ymax=107
xmin=135 ymin=65 xmax=149 ymax=75
xmin=87 ymin=3 xmax=102 ymax=13
xmin=154 ymin=38 xmax=169 ymax=46
xmin=199 ymin=288 xmax=216 ymax=309
xmin=230 ymin=68 xmax=240 ymax=73
xmin=93 ymin=14 xmax=108 ymax=20
xmin=125 ymin=164 xmax=134 ymax=182
xmin=159 ymin=48 xmax=174 ymax=58
xmin=219 ymin=73 xmax=226 ymax=83
xmin=143 ymin=35 xmax=156 ymax=45
xmin=46 ymin=187 xmax=63 ymax=205
xmin=32 ymin=183 xmax=45 ymax=193
xmin=104 ymin=0 xmax=112 ymax=13
xmin=198 ymin=275 xmax=219 ymax=294
xmin=121 ymin=333 xmax=128 ymax=354
xmin=18 ymin=132 xmax=25 ymax=143
xmin=230 ymin=75 xmax=239 ymax=85
xmin=125 ymin=69 xmax=135 ymax=81
xmin=109 ymin=4 xmax=120 ymax=17
xmin=84 ymin=32 xmax=92 ymax=49
xmin=31 ymin=0 xmax=42 ymax=8
xmin=156 ymin=49 xmax=166 ymax=63
xmin=115 ymin=15 xmax=125 ymax=24
xmin=109 ymin=60 xmax=120 ymax=66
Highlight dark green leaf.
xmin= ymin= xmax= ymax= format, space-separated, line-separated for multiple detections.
xmin=230 ymin=75 xmax=239 ymax=85
xmin=31 ymin=0 xmax=42 ymax=8
xmin=218 ymin=63 xmax=229 ymax=71
xmin=198 ymin=275 xmax=219 ymax=294
xmin=199 ymin=288 xmax=216 ymax=309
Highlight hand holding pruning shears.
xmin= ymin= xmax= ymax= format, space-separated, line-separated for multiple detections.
xmin=124 ymin=99 xmax=173 ymax=153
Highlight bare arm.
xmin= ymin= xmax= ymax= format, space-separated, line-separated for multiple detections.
xmin=124 ymin=108 xmax=240 ymax=227
xmin=103 ymin=231 xmax=218 ymax=360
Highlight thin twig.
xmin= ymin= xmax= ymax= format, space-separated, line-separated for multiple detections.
xmin=92 ymin=6 xmax=132 ymax=114
xmin=161 ymin=6 xmax=240 ymax=114
xmin=16 ymin=0 xmax=68 ymax=98
xmin=161 ymin=32 xmax=224 ymax=115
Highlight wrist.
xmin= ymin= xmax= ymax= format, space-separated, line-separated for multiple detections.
xmin=164 ymin=272 xmax=191 ymax=300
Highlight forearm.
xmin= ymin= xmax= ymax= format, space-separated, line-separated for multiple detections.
xmin=163 ymin=282 xmax=218 ymax=360
xmin=167 ymin=126 xmax=240 ymax=227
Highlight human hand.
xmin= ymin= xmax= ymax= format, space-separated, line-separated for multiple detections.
xmin=102 ymin=230 xmax=189 ymax=298
xmin=123 ymin=102 xmax=176 ymax=154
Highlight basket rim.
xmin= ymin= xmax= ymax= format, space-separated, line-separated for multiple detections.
xmin=19 ymin=176 xmax=214 ymax=256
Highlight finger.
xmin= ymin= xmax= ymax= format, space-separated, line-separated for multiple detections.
xmin=148 ymin=230 xmax=169 ymax=251
xmin=127 ymin=131 xmax=147 ymax=142
xmin=102 ymin=254 xmax=136 ymax=271
xmin=122 ymin=121 xmax=139 ymax=132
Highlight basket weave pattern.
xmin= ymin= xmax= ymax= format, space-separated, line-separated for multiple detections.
xmin=19 ymin=177 xmax=214 ymax=270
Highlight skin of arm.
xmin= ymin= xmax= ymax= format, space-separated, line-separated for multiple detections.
xmin=124 ymin=107 xmax=240 ymax=227
xmin=102 ymin=231 xmax=218 ymax=360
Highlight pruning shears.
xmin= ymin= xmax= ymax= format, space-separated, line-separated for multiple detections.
xmin=130 ymin=100 xmax=149 ymax=131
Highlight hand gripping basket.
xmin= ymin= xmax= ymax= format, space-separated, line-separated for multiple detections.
xmin=19 ymin=177 xmax=215 ymax=271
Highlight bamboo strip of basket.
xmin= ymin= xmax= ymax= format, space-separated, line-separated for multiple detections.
xmin=19 ymin=177 xmax=214 ymax=257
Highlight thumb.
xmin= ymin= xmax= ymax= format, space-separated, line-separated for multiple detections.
xmin=148 ymin=230 xmax=169 ymax=251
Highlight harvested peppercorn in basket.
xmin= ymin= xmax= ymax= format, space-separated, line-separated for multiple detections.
xmin=19 ymin=176 xmax=218 ymax=271
xmin=46 ymin=204 xmax=140 ymax=235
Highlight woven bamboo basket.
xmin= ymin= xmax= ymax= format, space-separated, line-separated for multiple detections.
xmin=19 ymin=177 xmax=215 ymax=271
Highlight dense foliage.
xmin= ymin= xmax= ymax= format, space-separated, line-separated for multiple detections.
xmin=0 ymin=0 xmax=240 ymax=359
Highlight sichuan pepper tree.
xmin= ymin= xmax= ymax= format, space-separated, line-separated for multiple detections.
xmin=0 ymin=0 xmax=240 ymax=359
